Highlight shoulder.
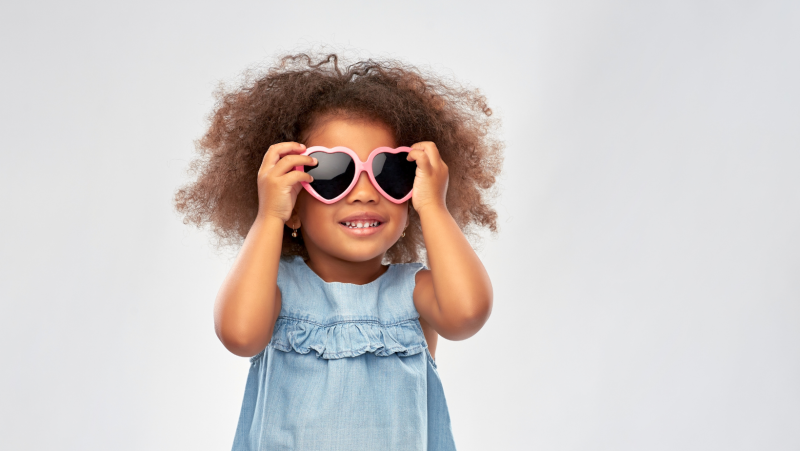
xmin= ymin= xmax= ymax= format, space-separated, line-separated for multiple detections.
xmin=277 ymin=255 xmax=305 ymax=279
xmin=279 ymin=255 xmax=304 ymax=270
xmin=411 ymin=269 xmax=440 ymax=327
xmin=276 ymin=255 xmax=310 ymax=297
xmin=383 ymin=261 xmax=427 ymax=300
xmin=412 ymin=268 xmax=435 ymax=307
xmin=412 ymin=269 xmax=439 ymax=358
xmin=389 ymin=261 xmax=426 ymax=277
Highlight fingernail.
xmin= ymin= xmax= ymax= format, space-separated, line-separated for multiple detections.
xmin=300 ymin=144 xmax=306 ymax=149
xmin=312 ymin=157 xmax=318 ymax=164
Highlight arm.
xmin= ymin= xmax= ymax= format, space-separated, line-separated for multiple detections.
xmin=214 ymin=142 xmax=315 ymax=357
xmin=408 ymin=142 xmax=493 ymax=342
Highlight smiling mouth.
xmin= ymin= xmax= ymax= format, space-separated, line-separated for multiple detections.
xmin=340 ymin=220 xmax=383 ymax=229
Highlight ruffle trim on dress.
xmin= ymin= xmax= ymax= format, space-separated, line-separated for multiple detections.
xmin=265 ymin=316 xmax=427 ymax=360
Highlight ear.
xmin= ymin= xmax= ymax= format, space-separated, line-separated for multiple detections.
xmin=285 ymin=206 xmax=302 ymax=230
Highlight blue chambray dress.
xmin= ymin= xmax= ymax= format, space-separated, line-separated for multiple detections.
xmin=231 ymin=255 xmax=457 ymax=451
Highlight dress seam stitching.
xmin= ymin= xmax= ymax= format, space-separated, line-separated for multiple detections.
xmin=276 ymin=316 xmax=421 ymax=327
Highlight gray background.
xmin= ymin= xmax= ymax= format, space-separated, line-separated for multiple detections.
xmin=2 ymin=1 xmax=798 ymax=450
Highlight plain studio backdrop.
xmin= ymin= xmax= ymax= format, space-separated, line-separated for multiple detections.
xmin=1 ymin=1 xmax=798 ymax=450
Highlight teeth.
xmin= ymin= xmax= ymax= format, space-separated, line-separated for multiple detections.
xmin=343 ymin=221 xmax=380 ymax=228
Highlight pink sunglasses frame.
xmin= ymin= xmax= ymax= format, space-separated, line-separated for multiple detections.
xmin=294 ymin=146 xmax=415 ymax=204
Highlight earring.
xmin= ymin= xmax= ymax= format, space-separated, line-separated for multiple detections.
xmin=291 ymin=223 xmax=298 ymax=238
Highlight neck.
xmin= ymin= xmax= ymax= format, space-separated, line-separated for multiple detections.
xmin=304 ymin=249 xmax=388 ymax=285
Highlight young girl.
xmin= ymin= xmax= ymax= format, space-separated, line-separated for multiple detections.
xmin=175 ymin=53 xmax=503 ymax=450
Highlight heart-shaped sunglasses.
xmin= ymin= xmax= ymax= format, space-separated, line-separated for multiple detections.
xmin=294 ymin=146 xmax=417 ymax=204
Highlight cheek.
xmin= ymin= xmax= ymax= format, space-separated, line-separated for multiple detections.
xmin=389 ymin=203 xmax=409 ymax=231
xmin=298 ymin=198 xmax=333 ymax=234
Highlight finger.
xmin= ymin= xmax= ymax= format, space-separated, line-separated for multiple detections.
xmin=411 ymin=141 xmax=443 ymax=167
xmin=280 ymin=169 xmax=314 ymax=186
xmin=406 ymin=149 xmax=431 ymax=168
xmin=262 ymin=142 xmax=307 ymax=168
xmin=272 ymin=154 xmax=318 ymax=175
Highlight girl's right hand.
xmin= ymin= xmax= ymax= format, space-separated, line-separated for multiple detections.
xmin=256 ymin=142 xmax=316 ymax=223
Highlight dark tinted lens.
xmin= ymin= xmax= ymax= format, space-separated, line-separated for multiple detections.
xmin=304 ymin=152 xmax=355 ymax=200
xmin=372 ymin=152 xmax=416 ymax=200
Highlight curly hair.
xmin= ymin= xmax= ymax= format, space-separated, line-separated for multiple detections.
xmin=174 ymin=53 xmax=503 ymax=263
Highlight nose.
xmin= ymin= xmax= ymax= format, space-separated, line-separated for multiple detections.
xmin=345 ymin=170 xmax=380 ymax=204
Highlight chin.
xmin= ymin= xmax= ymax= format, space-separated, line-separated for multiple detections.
xmin=332 ymin=247 xmax=389 ymax=263
xmin=316 ymin=240 xmax=391 ymax=262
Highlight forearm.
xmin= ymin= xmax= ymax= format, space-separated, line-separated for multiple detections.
xmin=419 ymin=205 xmax=493 ymax=335
xmin=214 ymin=214 xmax=285 ymax=356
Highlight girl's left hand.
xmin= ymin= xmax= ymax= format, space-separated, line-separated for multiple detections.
xmin=407 ymin=141 xmax=449 ymax=214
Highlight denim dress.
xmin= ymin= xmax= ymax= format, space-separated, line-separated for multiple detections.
xmin=231 ymin=255 xmax=457 ymax=451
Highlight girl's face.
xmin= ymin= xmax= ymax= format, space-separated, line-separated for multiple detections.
xmin=293 ymin=118 xmax=409 ymax=263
